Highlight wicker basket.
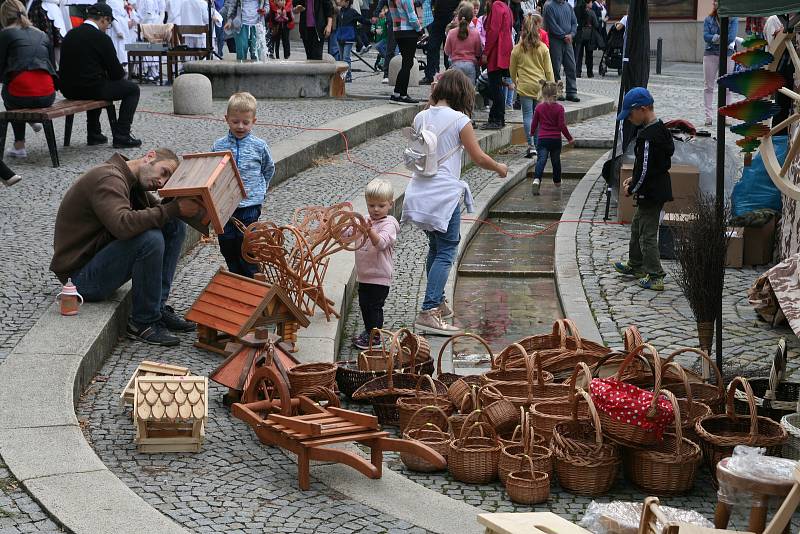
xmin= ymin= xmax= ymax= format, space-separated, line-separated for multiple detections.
xmin=695 ymin=377 xmax=788 ymax=486
xmin=552 ymin=388 xmax=620 ymax=496
xmin=780 ymin=412 xmax=800 ymax=460
xmin=481 ymin=343 xmax=554 ymax=387
xmin=662 ymin=362 xmax=711 ymax=443
xmin=733 ymin=343 xmax=798 ymax=422
xmin=529 ymin=362 xmax=593 ymax=440
xmin=534 ymin=319 xmax=612 ymax=379
xmin=505 ymin=455 xmax=550 ymax=505
xmin=358 ymin=329 xmax=396 ymax=371
xmin=448 ymin=375 xmax=482 ymax=407
xmin=287 ymin=362 xmax=337 ymax=396
xmin=499 ymin=420 xmax=552 ymax=484
xmin=400 ymin=406 xmax=451 ymax=472
xmin=592 ymin=343 xmax=673 ymax=448
xmin=480 ymin=353 xmax=571 ymax=412
xmin=662 ymin=348 xmax=725 ymax=413
xmin=436 ymin=333 xmax=494 ymax=387
xmin=497 ymin=408 xmax=528 ymax=448
xmin=396 ymin=328 xmax=431 ymax=366
xmin=480 ymin=384 xmax=520 ymax=433
xmin=397 ymin=375 xmax=454 ymax=432
xmin=449 ymin=387 xmax=480 ymax=438
xmin=448 ymin=412 xmax=501 ymax=484
xmin=624 ymin=390 xmax=702 ymax=496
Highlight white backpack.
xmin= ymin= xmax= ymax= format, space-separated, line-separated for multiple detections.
xmin=403 ymin=111 xmax=464 ymax=176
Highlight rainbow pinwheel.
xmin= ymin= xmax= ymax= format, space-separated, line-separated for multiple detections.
xmin=719 ymin=98 xmax=782 ymax=122
xmin=732 ymin=49 xmax=774 ymax=69
xmin=741 ymin=34 xmax=768 ymax=50
xmin=730 ymin=122 xmax=771 ymax=137
xmin=717 ymin=70 xmax=786 ymax=99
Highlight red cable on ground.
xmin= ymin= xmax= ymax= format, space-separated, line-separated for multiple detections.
xmin=139 ymin=109 xmax=624 ymax=239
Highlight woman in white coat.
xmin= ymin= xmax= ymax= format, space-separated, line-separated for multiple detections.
xmin=106 ymin=0 xmax=138 ymax=65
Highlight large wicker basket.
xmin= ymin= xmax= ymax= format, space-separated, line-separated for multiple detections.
xmin=481 ymin=343 xmax=554 ymax=389
xmin=448 ymin=412 xmax=501 ymax=484
xmin=357 ymin=328 xmax=396 ymax=371
xmin=436 ymin=333 xmax=494 ymax=387
xmin=530 ymin=362 xmax=592 ymax=440
xmin=624 ymin=390 xmax=702 ymax=496
xmin=480 ymin=353 xmax=571 ymax=412
xmin=532 ymin=319 xmax=612 ymax=379
xmin=287 ymin=362 xmax=337 ymax=396
xmin=551 ymin=388 xmax=620 ymax=496
xmin=400 ymin=406 xmax=451 ymax=472
xmin=505 ymin=455 xmax=550 ymax=505
xmin=662 ymin=347 xmax=725 ymax=413
xmin=662 ymin=362 xmax=711 ymax=443
xmin=591 ymin=343 xmax=673 ymax=448
xmin=397 ymin=375 xmax=454 ymax=432
xmin=780 ymin=412 xmax=800 ymax=460
xmin=695 ymin=377 xmax=788 ymax=486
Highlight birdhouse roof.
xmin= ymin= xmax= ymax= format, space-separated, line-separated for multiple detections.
xmin=186 ymin=268 xmax=309 ymax=337
xmin=134 ymin=376 xmax=208 ymax=422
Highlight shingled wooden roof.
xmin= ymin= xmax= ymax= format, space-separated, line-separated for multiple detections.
xmin=186 ymin=269 xmax=309 ymax=338
xmin=134 ymin=376 xmax=208 ymax=422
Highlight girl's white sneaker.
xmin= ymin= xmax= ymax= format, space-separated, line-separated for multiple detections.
xmin=7 ymin=147 xmax=26 ymax=158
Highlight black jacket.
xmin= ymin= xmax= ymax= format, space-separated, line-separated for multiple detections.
xmin=0 ymin=26 xmax=57 ymax=84
xmin=58 ymin=22 xmax=124 ymax=92
xmin=295 ymin=0 xmax=333 ymax=39
xmin=627 ymin=119 xmax=674 ymax=207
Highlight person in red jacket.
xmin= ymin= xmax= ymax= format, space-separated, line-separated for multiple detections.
xmin=480 ymin=0 xmax=512 ymax=130
xmin=269 ymin=0 xmax=294 ymax=58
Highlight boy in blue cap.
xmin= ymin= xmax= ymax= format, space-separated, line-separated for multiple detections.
xmin=613 ymin=87 xmax=674 ymax=291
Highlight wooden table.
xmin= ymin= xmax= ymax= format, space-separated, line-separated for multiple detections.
xmin=477 ymin=512 xmax=591 ymax=534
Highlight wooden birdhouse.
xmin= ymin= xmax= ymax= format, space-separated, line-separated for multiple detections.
xmin=158 ymin=151 xmax=246 ymax=235
xmin=186 ymin=268 xmax=310 ymax=355
xmin=119 ymin=360 xmax=191 ymax=408
xmin=134 ymin=376 xmax=208 ymax=453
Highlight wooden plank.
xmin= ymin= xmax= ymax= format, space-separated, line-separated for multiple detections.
xmin=191 ymin=299 xmax=251 ymax=325
xmin=213 ymin=273 xmax=270 ymax=297
xmin=301 ymin=431 xmax=388 ymax=447
xmin=476 ymin=513 xmax=592 ymax=534
xmin=326 ymin=407 xmax=379 ymax=429
xmin=197 ymin=291 xmax=257 ymax=317
xmin=184 ymin=308 xmax=242 ymax=336
xmin=205 ymin=282 xmax=263 ymax=307
xmin=268 ymin=414 xmax=322 ymax=436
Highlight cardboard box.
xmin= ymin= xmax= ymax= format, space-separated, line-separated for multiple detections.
xmin=726 ymin=227 xmax=744 ymax=268
xmin=511 ymin=125 xmax=527 ymax=146
xmin=618 ymin=164 xmax=700 ymax=222
xmin=743 ymin=217 xmax=776 ymax=266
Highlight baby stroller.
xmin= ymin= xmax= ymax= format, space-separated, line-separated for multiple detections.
xmin=599 ymin=25 xmax=624 ymax=76
xmin=415 ymin=33 xmax=428 ymax=71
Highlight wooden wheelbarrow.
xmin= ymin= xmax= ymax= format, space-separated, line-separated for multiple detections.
xmin=232 ymin=392 xmax=446 ymax=490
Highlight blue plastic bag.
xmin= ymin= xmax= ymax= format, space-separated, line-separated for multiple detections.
xmin=731 ymin=135 xmax=787 ymax=218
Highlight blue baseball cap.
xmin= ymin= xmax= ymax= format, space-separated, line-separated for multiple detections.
xmin=617 ymin=87 xmax=654 ymax=121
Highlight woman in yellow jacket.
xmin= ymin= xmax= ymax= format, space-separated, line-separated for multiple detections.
xmin=510 ymin=13 xmax=554 ymax=159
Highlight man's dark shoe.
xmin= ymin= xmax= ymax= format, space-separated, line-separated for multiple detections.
xmin=557 ymin=95 xmax=566 ymax=101
xmin=87 ymin=133 xmax=108 ymax=146
xmin=480 ymin=121 xmax=503 ymax=130
xmin=566 ymin=95 xmax=581 ymax=102
xmin=127 ymin=321 xmax=180 ymax=346
xmin=419 ymin=77 xmax=434 ymax=85
xmin=160 ymin=305 xmax=196 ymax=332
xmin=113 ymin=134 xmax=143 ymax=148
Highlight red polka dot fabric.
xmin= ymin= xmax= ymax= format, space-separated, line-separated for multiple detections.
xmin=590 ymin=378 xmax=674 ymax=440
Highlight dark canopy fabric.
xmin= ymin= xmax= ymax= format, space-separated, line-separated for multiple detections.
xmin=620 ymin=0 xmax=650 ymax=151
xmin=718 ymin=0 xmax=800 ymax=17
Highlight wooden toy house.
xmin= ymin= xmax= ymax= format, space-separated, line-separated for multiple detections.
xmin=186 ymin=268 xmax=310 ymax=355
xmin=134 ymin=376 xmax=208 ymax=453
xmin=119 ymin=360 xmax=191 ymax=408
xmin=158 ymin=151 xmax=246 ymax=235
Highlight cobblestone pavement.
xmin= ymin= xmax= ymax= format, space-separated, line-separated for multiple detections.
xmin=0 ymin=458 xmax=63 ymax=534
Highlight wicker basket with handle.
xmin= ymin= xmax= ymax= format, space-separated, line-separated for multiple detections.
xmin=397 ymin=374 xmax=454 ymax=432
xmin=357 ymin=328 xmax=397 ymax=371
xmin=447 ymin=411 xmax=501 ymax=484
xmin=481 ymin=343 xmax=553 ymax=388
xmin=480 ymin=384 xmax=520 ymax=433
xmin=551 ymin=387 xmax=620 ymax=495
xmin=534 ymin=319 xmax=612 ymax=379
xmin=695 ymin=376 xmax=788 ymax=487
xmin=505 ymin=454 xmax=550 ymax=505
xmin=449 ymin=386 xmax=479 ymax=438
xmin=662 ymin=347 xmax=725 ymax=413
xmin=780 ymin=410 xmax=800 ymax=459
xmin=480 ymin=352 xmax=571 ymax=413
xmin=400 ymin=405 xmax=451 ymax=472
xmin=287 ymin=362 xmax=337 ymax=396
xmin=624 ymin=389 xmax=702 ymax=495
xmin=529 ymin=362 xmax=593 ymax=440
xmin=662 ymin=361 xmax=711 ymax=443
xmin=436 ymin=333 xmax=494 ymax=387
xmin=499 ymin=413 xmax=551 ymax=484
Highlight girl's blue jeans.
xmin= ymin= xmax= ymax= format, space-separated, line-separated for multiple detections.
xmin=234 ymin=24 xmax=258 ymax=60
xmin=451 ymin=60 xmax=477 ymax=84
xmin=338 ymin=40 xmax=354 ymax=81
xmin=534 ymin=138 xmax=563 ymax=183
xmin=422 ymin=207 xmax=460 ymax=310
xmin=520 ymin=95 xmax=538 ymax=147
xmin=502 ymin=76 xmax=515 ymax=106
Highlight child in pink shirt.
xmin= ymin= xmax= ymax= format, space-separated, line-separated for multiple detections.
xmin=530 ymin=80 xmax=574 ymax=194
xmin=352 ymin=178 xmax=400 ymax=349
xmin=444 ymin=4 xmax=483 ymax=83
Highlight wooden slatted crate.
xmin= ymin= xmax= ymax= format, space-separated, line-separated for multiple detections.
xmin=119 ymin=360 xmax=191 ymax=408
xmin=158 ymin=151 xmax=246 ymax=234
xmin=134 ymin=376 xmax=208 ymax=453
xmin=186 ymin=268 xmax=309 ymax=354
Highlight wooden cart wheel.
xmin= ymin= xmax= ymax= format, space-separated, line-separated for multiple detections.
xmin=242 ymin=365 xmax=292 ymax=415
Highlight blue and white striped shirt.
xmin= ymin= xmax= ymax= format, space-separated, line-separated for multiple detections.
xmin=212 ymin=131 xmax=275 ymax=209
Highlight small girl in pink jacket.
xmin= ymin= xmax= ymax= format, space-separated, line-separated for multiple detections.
xmin=352 ymin=178 xmax=400 ymax=350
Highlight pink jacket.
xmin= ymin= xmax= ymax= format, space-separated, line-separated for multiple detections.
xmin=354 ymin=215 xmax=400 ymax=286
xmin=444 ymin=27 xmax=483 ymax=64
xmin=484 ymin=0 xmax=513 ymax=71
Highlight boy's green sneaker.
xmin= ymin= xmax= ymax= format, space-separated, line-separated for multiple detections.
xmin=613 ymin=261 xmax=645 ymax=278
xmin=637 ymin=275 xmax=664 ymax=291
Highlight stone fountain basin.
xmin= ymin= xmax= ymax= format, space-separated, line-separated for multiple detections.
xmin=183 ymin=59 xmax=346 ymax=99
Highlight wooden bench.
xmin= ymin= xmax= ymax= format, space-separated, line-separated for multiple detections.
xmin=0 ymin=99 xmax=116 ymax=167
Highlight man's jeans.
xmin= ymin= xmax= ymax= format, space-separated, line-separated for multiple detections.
xmin=71 ymin=219 xmax=186 ymax=326
xmin=422 ymin=207 xmax=460 ymax=310
xmin=548 ymin=36 xmax=578 ymax=97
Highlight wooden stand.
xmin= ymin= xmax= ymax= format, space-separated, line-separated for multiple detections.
xmin=477 ymin=512 xmax=591 ymax=534
xmin=134 ymin=376 xmax=208 ymax=453
xmin=119 ymin=360 xmax=190 ymax=408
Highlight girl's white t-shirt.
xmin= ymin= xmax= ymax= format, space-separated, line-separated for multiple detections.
xmin=401 ymin=106 xmax=475 ymax=233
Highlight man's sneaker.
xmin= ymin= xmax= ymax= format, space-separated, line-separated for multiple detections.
xmin=87 ymin=133 xmax=108 ymax=146
xmin=480 ymin=121 xmax=503 ymax=130
xmin=613 ymin=261 xmax=645 ymax=278
xmin=525 ymin=146 xmax=537 ymax=159
xmin=438 ymin=298 xmax=454 ymax=319
xmin=127 ymin=321 xmax=180 ymax=346
xmin=6 ymin=147 xmax=26 ymax=158
xmin=382 ymin=77 xmax=389 ymax=84
xmin=532 ymin=178 xmax=541 ymax=195
xmin=420 ymin=77 xmax=434 ymax=85
xmin=638 ymin=275 xmax=665 ymax=292
xmin=113 ymin=133 xmax=143 ymax=148
xmin=160 ymin=305 xmax=196 ymax=332
xmin=2 ymin=174 xmax=21 ymax=187
xmin=353 ymin=331 xmax=382 ymax=350
xmin=414 ymin=309 xmax=464 ymax=336
xmin=566 ymin=95 xmax=581 ymax=102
